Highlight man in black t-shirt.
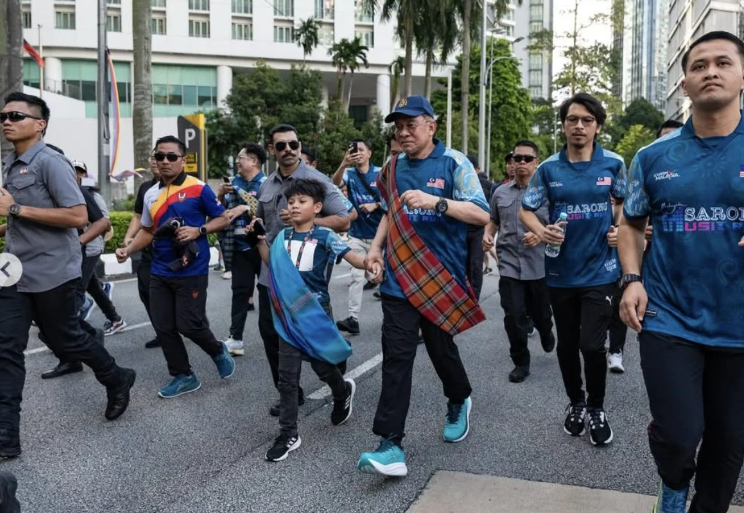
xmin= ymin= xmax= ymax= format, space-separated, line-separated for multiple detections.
xmin=123 ymin=154 xmax=161 ymax=348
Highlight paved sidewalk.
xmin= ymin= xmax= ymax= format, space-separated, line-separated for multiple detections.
xmin=408 ymin=471 xmax=744 ymax=513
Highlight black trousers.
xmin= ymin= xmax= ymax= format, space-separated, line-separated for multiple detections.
xmin=0 ymin=280 xmax=122 ymax=441
xmin=465 ymin=226 xmax=485 ymax=301
xmin=150 ymin=274 xmax=222 ymax=377
xmin=608 ymin=285 xmax=627 ymax=354
xmin=549 ymin=283 xmax=615 ymax=409
xmin=499 ymin=276 xmax=554 ymax=367
xmin=640 ymin=331 xmax=744 ymax=513
xmin=373 ymin=295 xmax=472 ymax=440
xmin=229 ymin=248 xmax=261 ymax=341
xmin=87 ymin=269 xmax=120 ymax=323
xmin=136 ymin=254 xmax=153 ymax=324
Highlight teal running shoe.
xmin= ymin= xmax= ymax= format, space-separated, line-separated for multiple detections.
xmin=357 ymin=438 xmax=408 ymax=477
xmin=443 ymin=397 xmax=472 ymax=442
xmin=158 ymin=373 xmax=201 ymax=398
xmin=213 ymin=342 xmax=236 ymax=379
xmin=653 ymin=482 xmax=688 ymax=513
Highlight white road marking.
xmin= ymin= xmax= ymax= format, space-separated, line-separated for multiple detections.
xmin=23 ymin=322 xmax=153 ymax=356
xmin=121 ymin=321 xmax=152 ymax=332
xmin=333 ymin=273 xmax=351 ymax=280
xmin=24 ymin=346 xmax=50 ymax=356
xmin=308 ymin=352 xmax=383 ymax=400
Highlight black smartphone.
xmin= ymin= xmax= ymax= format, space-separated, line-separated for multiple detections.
xmin=222 ymin=176 xmax=230 ymax=183
xmin=349 ymin=142 xmax=358 ymax=154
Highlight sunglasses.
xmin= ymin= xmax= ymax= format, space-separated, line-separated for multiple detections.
xmin=0 ymin=111 xmax=42 ymax=123
xmin=153 ymin=152 xmax=183 ymax=162
xmin=513 ymin=154 xmax=537 ymax=164
xmin=274 ymin=141 xmax=300 ymax=152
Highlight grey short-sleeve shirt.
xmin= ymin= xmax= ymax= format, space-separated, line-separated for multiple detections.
xmin=2 ymin=141 xmax=85 ymax=293
xmin=255 ymin=161 xmax=349 ymax=286
xmin=491 ymin=179 xmax=549 ymax=281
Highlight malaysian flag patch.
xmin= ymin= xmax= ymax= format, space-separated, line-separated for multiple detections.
xmin=740 ymin=164 xmax=744 ymax=178
xmin=596 ymin=176 xmax=612 ymax=186
xmin=427 ymin=178 xmax=445 ymax=189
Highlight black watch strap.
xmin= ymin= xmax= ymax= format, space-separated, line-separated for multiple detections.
xmin=621 ymin=273 xmax=643 ymax=288
xmin=199 ymin=225 xmax=208 ymax=236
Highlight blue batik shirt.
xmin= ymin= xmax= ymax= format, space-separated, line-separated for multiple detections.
xmin=379 ymin=139 xmax=490 ymax=299
xmin=279 ymin=226 xmax=351 ymax=305
xmin=522 ymin=142 xmax=626 ymax=288
xmin=624 ymin=114 xmax=744 ymax=348
xmin=343 ymin=165 xmax=383 ymax=239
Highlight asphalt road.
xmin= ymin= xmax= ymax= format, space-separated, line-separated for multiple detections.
xmin=5 ymin=263 xmax=744 ymax=513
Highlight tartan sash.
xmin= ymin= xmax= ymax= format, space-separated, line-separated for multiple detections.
xmin=267 ymin=234 xmax=352 ymax=365
xmin=378 ymin=155 xmax=485 ymax=336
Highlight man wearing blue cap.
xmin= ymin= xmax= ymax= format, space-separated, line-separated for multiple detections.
xmin=358 ymin=95 xmax=490 ymax=477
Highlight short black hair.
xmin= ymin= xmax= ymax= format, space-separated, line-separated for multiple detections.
xmin=283 ymin=178 xmax=325 ymax=205
xmin=682 ymin=31 xmax=744 ymax=73
xmin=4 ymin=91 xmax=50 ymax=124
xmin=269 ymin=124 xmax=299 ymax=143
xmin=155 ymin=135 xmax=186 ymax=155
xmin=513 ymin=140 xmax=539 ymax=156
xmin=46 ymin=143 xmax=64 ymax=155
xmin=241 ymin=142 xmax=267 ymax=165
xmin=351 ymin=138 xmax=371 ymax=151
xmin=300 ymin=146 xmax=317 ymax=163
xmin=467 ymin=153 xmax=479 ymax=169
xmin=559 ymin=92 xmax=607 ymax=126
xmin=656 ymin=119 xmax=684 ymax=138
xmin=504 ymin=152 xmax=514 ymax=162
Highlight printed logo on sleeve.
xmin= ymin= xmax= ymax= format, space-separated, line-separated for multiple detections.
xmin=549 ymin=181 xmax=563 ymax=188
xmin=653 ymin=170 xmax=680 ymax=181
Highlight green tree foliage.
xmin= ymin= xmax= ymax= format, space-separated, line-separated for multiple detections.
xmin=615 ymin=124 xmax=655 ymax=167
xmin=431 ymin=39 xmax=533 ymax=180
xmin=295 ymin=17 xmax=321 ymax=62
xmin=327 ymin=37 xmax=369 ymax=110
xmin=604 ymin=98 xmax=665 ymax=148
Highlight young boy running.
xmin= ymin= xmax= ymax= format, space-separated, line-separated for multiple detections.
xmin=255 ymin=179 xmax=381 ymax=462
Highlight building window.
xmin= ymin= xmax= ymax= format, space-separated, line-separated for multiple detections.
xmin=529 ymin=86 xmax=542 ymax=98
xmin=232 ymin=0 xmax=252 ymax=14
xmin=529 ymin=69 xmax=542 ymax=86
xmin=152 ymin=0 xmax=166 ymax=7
xmin=498 ymin=24 xmax=514 ymax=37
xmin=232 ymin=21 xmax=252 ymax=40
xmin=354 ymin=0 xmax=373 ymax=22
xmin=355 ymin=30 xmax=373 ymax=48
xmin=189 ymin=18 xmax=210 ymax=37
xmin=22 ymin=8 xmax=32 ymax=29
xmin=189 ymin=0 xmax=209 ymax=11
xmin=274 ymin=0 xmax=293 ymax=17
xmin=530 ymin=4 xmax=543 ymax=20
xmin=530 ymin=20 xmax=542 ymax=33
xmin=319 ymin=25 xmax=334 ymax=45
xmin=315 ymin=0 xmax=333 ymax=20
xmin=151 ymin=16 xmax=166 ymax=34
xmin=528 ymin=53 xmax=542 ymax=69
xmin=274 ymin=24 xmax=293 ymax=42
xmin=108 ymin=0 xmax=121 ymax=4
xmin=55 ymin=11 xmax=76 ymax=30
xmin=107 ymin=14 xmax=122 ymax=32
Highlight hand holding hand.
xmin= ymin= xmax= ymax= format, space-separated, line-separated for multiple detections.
xmin=523 ymin=232 xmax=540 ymax=248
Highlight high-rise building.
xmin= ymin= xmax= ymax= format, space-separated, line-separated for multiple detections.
xmin=514 ymin=0 xmax=554 ymax=100
xmin=665 ymin=0 xmax=744 ymax=120
xmin=621 ymin=0 xmax=669 ymax=111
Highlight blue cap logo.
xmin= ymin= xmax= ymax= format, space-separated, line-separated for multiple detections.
xmin=385 ymin=95 xmax=436 ymax=123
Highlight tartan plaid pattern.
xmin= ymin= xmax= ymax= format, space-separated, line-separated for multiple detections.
xmin=379 ymin=156 xmax=485 ymax=336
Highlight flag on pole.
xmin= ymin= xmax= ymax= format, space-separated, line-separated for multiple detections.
xmin=23 ymin=39 xmax=44 ymax=68
xmin=106 ymin=48 xmax=122 ymax=178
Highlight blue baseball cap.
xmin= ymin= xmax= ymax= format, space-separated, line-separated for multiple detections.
xmin=385 ymin=95 xmax=436 ymax=123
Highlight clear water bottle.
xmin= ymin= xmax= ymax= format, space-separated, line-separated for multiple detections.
xmin=545 ymin=212 xmax=568 ymax=258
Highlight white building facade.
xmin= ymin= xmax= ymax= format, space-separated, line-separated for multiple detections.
xmin=514 ymin=0 xmax=553 ymax=101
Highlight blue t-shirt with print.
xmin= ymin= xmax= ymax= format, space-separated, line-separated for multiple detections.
xmin=279 ymin=226 xmax=351 ymax=305
xmin=380 ymin=139 xmax=490 ymax=299
xmin=624 ymin=115 xmax=744 ymax=348
xmin=522 ymin=142 xmax=626 ymax=288
xmin=344 ymin=166 xmax=383 ymax=239
xmin=226 ymin=172 xmax=266 ymax=251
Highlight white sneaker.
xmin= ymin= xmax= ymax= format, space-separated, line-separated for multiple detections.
xmin=222 ymin=271 xmax=232 ymax=280
xmin=608 ymin=351 xmax=625 ymax=373
xmin=223 ymin=337 xmax=244 ymax=356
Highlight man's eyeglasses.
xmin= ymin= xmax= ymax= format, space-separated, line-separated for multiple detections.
xmin=565 ymin=116 xmax=596 ymax=127
xmin=274 ymin=141 xmax=300 ymax=152
xmin=394 ymin=120 xmax=431 ymax=133
xmin=153 ymin=152 xmax=183 ymax=162
xmin=513 ymin=154 xmax=537 ymax=164
xmin=0 ymin=111 xmax=42 ymax=123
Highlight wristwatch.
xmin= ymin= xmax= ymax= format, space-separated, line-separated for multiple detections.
xmin=199 ymin=225 xmax=208 ymax=236
xmin=8 ymin=203 xmax=22 ymax=219
xmin=436 ymin=198 xmax=449 ymax=214
xmin=620 ymin=273 xmax=643 ymax=289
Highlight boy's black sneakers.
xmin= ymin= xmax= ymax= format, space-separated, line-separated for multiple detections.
xmin=265 ymin=433 xmax=302 ymax=462
xmin=588 ymin=407 xmax=613 ymax=446
xmin=331 ymin=379 xmax=356 ymax=426
xmin=336 ymin=317 xmax=360 ymax=335
xmin=564 ymin=403 xmax=587 ymax=437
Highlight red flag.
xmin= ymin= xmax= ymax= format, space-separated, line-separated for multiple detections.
xmin=23 ymin=39 xmax=44 ymax=68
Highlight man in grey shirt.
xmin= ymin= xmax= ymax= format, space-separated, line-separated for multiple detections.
xmin=255 ymin=124 xmax=350 ymax=417
xmin=483 ymin=140 xmax=555 ymax=383
xmin=0 ymin=92 xmax=136 ymax=460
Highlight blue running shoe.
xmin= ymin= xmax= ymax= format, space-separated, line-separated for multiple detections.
xmin=653 ymin=482 xmax=689 ymax=513
xmin=80 ymin=295 xmax=96 ymax=321
xmin=443 ymin=397 xmax=472 ymax=442
xmin=158 ymin=373 xmax=201 ymax=398
xmin=213 ymin=342 xmax=236 ymax=379
xmin=358 ymin=438 xmax=407 ymax=477
xmin=103 ymin=282 xmax=114 ymax=301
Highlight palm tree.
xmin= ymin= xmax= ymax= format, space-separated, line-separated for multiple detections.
xmin=388 ymin=56 xmax=404 ymax=110
xmin=328 ymin=37 xmax=369 ymax=111
xmin=132 ymin=0 xmax=153 ymax=192
xmin=0 ymin=0 xmax=23 ymax=161
xmin=414 ymin=0 xmax=458 ymax=100
xmin=295 ymin=17 xmax=321 ymax=64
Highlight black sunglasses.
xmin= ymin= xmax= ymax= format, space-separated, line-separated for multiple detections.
xmin=274 ymin=141 xmax=300 ymax=152
xmin=513 ymin=154 xmax=537 ymax=164
xmin=153 ymin=152 xmax=183 ymax=162
xmin=0 ymin=111 xmax=42 ymax=123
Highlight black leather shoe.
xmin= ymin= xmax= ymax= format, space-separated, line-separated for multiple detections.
xmin=336 ymin=317 xmax=360 ymax=335
xmin=508 ymin=366 xmax=531 ymax=383
xmin=105 ymin=368 xmax=136 ymax=421
xmin=41 ymin=361 xmax=83 ymax=380
xmin=363 ymin=281 xmax=377 ymax=291
xmin=0 ymin=470 xmax=21 ymax=513
xmin=144 ymin=338 xmax=161 ymax=349
xmin=269 ymin=388 xmax=305 ymax=417
xmin=541 ymin=332 xmax=556 ymax=353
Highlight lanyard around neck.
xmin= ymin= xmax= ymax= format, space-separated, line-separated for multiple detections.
xmin=286 ymin=225 xmax=315 ymax=269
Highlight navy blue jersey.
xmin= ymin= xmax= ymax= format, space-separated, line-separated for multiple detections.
xmin=343 ymin=166 xmax=383 ymax=239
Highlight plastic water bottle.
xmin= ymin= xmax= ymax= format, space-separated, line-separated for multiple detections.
xmin=545 ymin=212 xmax=568 ymax=258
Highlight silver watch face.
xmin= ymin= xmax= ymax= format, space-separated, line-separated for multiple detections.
xmin=9 ymin=204 xmax=21 ymax=216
